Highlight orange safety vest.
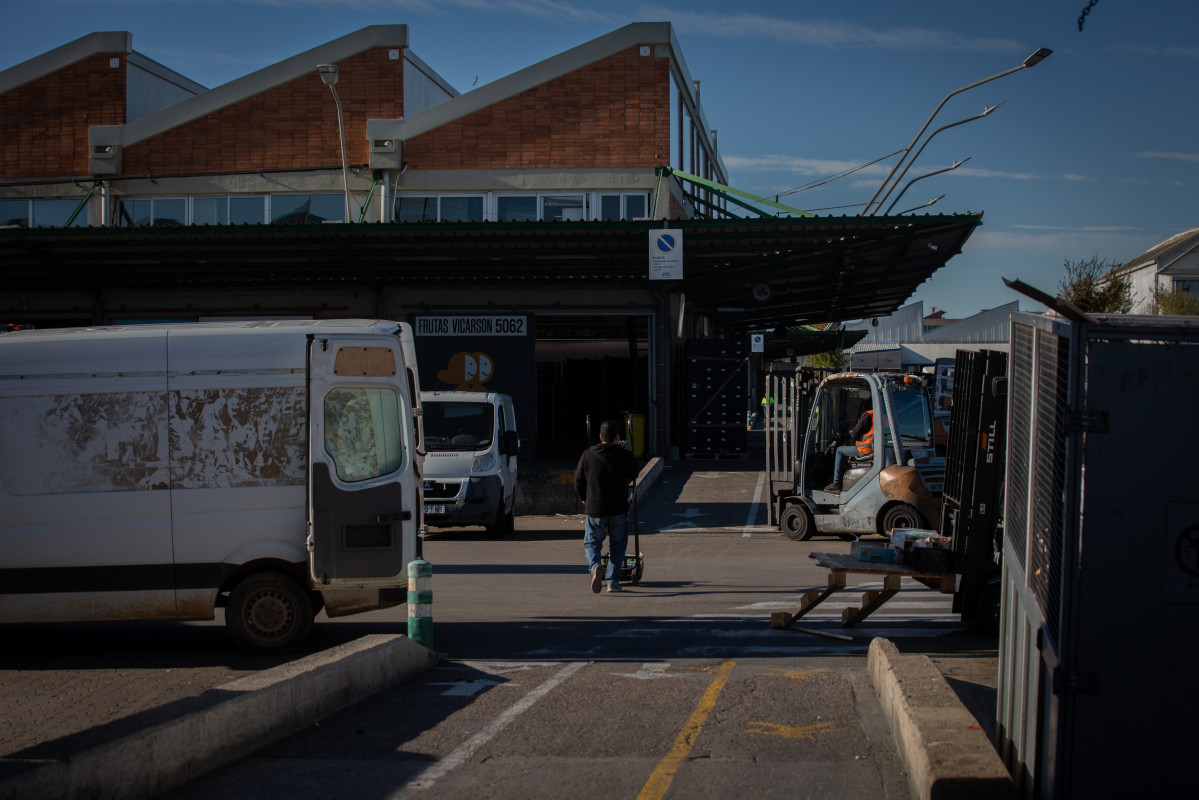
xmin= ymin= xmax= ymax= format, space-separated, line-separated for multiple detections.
xmin=855 ymin=410 xmax=874 ymax=455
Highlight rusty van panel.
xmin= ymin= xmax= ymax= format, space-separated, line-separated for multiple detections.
xmin=0 ymin=387 xmax=306 ymax=495
xmin=169 ymin=387 xmax=306 ymax=489
xmin=0 ymin=391 xmax=170 ymax=495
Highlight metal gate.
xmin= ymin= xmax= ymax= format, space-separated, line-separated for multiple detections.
xmin=998 ymin=311 xmax=1199 ymax=798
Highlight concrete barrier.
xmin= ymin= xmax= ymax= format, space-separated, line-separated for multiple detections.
xmin=867 ymin=638 xmax=1017 ymax=800
xmin=0 ymin=634 xmax=437 ymax=800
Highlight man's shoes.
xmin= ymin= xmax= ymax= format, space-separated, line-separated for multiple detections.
xmin=590 ymin=565 xmax=604 ymax=594
xmin=606 ymin=581 xmax=622 ymax=593
xmin=823 ymin=482 xmax=841 ymax=492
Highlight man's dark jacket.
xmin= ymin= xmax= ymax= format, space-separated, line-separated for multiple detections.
xmin=575 ymin=442 xmax=637 ymax=517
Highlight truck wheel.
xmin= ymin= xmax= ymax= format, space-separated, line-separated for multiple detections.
xmin=226 ymin=572 xmax=313 ymax=655
xmin=780 ymin=504 xmax=814 ymax=541
xmin=880 ymin=503 xmax=927 ymax=535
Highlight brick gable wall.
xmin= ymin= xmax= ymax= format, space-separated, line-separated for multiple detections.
xmin=1 ymin=53 xmax=127 ymax=179
xmin=121 ymin=47 xmax=404 ymax=175
xmin=405 ymin=47 xmax=670 ymax=171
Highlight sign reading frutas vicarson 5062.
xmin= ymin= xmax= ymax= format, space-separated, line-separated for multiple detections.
xmin=415 ymin=316 xmax=527 ymax=336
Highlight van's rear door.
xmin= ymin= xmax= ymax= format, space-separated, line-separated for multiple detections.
xmin=307 ymin=335 xmax=416 ymax=585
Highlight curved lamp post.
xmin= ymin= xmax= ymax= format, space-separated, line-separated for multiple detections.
xmin=317 ymin=64 xmax=352 ymax=223
xmin=862 ymin=47 xmax=1052 ymax=215
xmin=882 ymin=157 xmax=973 ymax=215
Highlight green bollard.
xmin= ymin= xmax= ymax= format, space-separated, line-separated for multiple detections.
xmin=407 ymin=558 xmax=433 ymax=649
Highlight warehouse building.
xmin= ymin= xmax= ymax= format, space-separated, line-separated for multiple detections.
xmin=0 ymin=23 xmax=980 ymax=460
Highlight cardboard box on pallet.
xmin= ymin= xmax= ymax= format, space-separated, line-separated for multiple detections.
xmin=850 ymin=541 xmax=899 ymax=563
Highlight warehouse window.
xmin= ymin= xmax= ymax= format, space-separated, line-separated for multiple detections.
xmin=497 ymin=195 xmax=538 ymax=221
xmin=271 ymin=194 xmax=345 ymax=224
xmin=542 ymin=195 xmax=584 ymax=222
xmin=395 ymin=194 xmax=484 ymax=223
xmin=599 ymin=194 xmax=649 ymax=221
xmin=116 ymin=197 xmax=186 ymax=227
xmin=193 ymin=196 xmax=267 ymax=225
xmin=497 ymin=194 xmax=585 ymax=222
xmin=1 ymin=198 xmax=88 ymax=228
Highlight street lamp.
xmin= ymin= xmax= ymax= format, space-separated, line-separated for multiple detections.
xmin=317 ymin=64 xmax=352 ymax=223
xmin=874 ymin=102 xmax=1002 ymax=214
xmin=862 ymin=47 xmax=1052 ymax=215
xmin=884 ymin=157 xmax=971 ymax=215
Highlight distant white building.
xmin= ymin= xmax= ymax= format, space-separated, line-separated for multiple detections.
xmin=1113 ymin=228 xmax=1199 ymax=313
xmin=841 ymin=301 xmax=1019 ymax=370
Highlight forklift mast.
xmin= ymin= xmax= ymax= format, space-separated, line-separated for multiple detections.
xmin=938 ymin=348 xmax=1009 ymax=630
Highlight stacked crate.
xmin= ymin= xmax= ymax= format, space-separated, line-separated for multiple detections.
xmin=684 ymin=339 xmax=748 ymax=457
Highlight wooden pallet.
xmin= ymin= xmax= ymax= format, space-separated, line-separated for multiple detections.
xmin=770 ymin=551 xmax=956 ymax=630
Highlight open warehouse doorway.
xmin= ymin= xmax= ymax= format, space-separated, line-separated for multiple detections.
xmin=533 ymin=314 xmax=651 ymax=459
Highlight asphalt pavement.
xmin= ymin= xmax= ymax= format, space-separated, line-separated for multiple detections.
xmin=1 ymin=434 xmax=1007 ymax=799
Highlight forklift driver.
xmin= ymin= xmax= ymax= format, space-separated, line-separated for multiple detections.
xmin=825 ymin=397 xmax=874 ymax=493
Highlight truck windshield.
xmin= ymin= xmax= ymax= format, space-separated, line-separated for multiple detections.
xmin=422 ymin=402 xmax=494 ymax=451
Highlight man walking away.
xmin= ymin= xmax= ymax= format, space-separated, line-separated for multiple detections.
xmin=575 ymin=420 xmax=638 ymax=593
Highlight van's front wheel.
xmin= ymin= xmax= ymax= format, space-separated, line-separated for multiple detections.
xmin=226 ymin=572 xmax=313 ymax=655
xmin=486 ymin=505 xmax=512 ymax=539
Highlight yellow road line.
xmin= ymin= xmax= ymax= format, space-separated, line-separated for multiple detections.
xmin=636 ymin=661 xmax=736 ymax=800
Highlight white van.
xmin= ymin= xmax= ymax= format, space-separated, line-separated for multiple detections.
xmin=0 ymin=320 xmax=423 ymax=654
xmin=419 ymin=391 xmax=517 ymax=539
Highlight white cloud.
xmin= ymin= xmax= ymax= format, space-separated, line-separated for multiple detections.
xmin=1010 ymin=225 xmax=1144 ymax=232
xmin=1113 ymin=42 xmax=1199 ymax=58
xmin=1138 ymin=151 xmax=1199 ymax=163
xmin=639 ymin=7 xmax=1026 ymax=54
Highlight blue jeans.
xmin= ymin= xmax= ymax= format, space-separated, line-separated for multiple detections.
xmin=584 ymin=513 xmax=629 ymax=583
xmin=833 ymin=445 xmax=862 ymax=484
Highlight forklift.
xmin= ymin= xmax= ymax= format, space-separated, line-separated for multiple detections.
xmin=767 ymin=351 xmax=1009 ymax=635
xmin=765 ymin=369 xmax=944 ymax=541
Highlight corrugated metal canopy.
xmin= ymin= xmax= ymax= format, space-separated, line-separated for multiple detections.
xmin=0 ymin=213 xmax=981 ymax=331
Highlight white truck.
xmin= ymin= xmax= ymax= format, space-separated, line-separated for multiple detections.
xmin=0 ymin=320 xmax=424 ymax=654
xmin=419 ymin=391 xmax=518 ymax=539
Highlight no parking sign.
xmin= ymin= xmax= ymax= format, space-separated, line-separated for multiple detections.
xmin=648 ymin=229 xmax=683 ymax=280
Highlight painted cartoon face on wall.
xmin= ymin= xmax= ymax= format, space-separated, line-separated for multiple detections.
xmin=437 ymin=351 xmax=493 ymax=391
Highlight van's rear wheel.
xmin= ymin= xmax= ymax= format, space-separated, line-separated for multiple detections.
xmin=226 ymin=572 xmax=313 ymax=655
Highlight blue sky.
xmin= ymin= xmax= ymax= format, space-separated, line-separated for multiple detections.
xmin=4 ymin=1 xmax=1196 ymax=317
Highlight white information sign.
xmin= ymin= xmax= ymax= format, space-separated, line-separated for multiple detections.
xmin=649 ymin=229 xmax=683 ymax=280
xmin=751 ymin=334 xmax=764 ymax=353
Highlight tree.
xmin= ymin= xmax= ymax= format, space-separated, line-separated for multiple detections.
xmin=806 ymin=350 xmax=847 ymax=369
xmin=1057 ymin=256 xmax=1132 ymax=313
xmin=1153 ymin=286 xmax=1199 ymax=316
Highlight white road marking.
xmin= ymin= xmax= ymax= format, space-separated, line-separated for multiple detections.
xmin=402 ymin=661 xmax=586 ymax=792
xmin=614 ymin=662 xmax=684 ymax=680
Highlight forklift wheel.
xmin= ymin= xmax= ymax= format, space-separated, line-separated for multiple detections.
xmin=780 ymin=505 xmax=814 ymax=542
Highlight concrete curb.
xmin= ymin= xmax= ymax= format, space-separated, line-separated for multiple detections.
xmin=1 ymin=634 xmax=437 ymax=800
xmin=867 ymin=638 xmax=1017 ymax=800
xmin=635 ymin=456 xmax=664 ymax=504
